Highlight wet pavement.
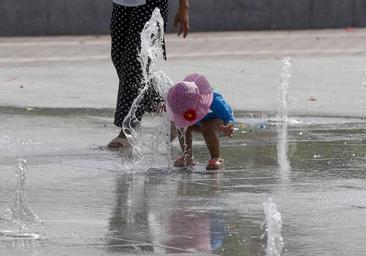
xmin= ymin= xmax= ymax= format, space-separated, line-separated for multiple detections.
xmin=1 ymin=29 xmax=366 ymax=255
xmin=0 ymin=109 xmax=366 ymax=255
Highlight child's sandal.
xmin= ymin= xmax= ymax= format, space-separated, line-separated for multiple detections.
xmin=174 ymin=156 xmax=195 ymax=167
xmin=206 ymin=158 xmax=224 ymax=171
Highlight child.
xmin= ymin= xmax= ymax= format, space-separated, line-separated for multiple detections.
xmin=167 ymin=73 xmax=235 ymax=170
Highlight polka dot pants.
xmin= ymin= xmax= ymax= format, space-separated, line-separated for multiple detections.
xmin=111 ymin=0 xmax=168 ymax=127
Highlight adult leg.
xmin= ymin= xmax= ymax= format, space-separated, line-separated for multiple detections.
xmin=109 ymin=1 xmax=169 ymax=149
xmin=108 ymin=4 xmax=131 ymax=149
xmin=126 ymin=0 xmax=169 ymax=119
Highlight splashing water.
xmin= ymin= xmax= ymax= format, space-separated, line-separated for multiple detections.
xmin=277 ymin=57 xmax=292 ymax=179
xmin=278 ymin=57 xmax=291 ymax=122
xmin=357 ymin=70 xmax=366 ymax=106
xmin=0 ymin=159 xmax=44 ymax=239
xmin=263 ymin=198 xmax=284 ymax=256
xmin=176 ymin=127 xmax=193 ymax=168
xmin=122 ymin=8 xmax=173 ymax=166
xmin=357 ymin=70 xmax=366 ymax=89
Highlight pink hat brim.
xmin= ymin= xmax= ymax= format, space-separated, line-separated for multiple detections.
xmin=169 ymin=93 xmax=213 ymax=128
xmin=168 ymin=74 xmax=214 ymax=128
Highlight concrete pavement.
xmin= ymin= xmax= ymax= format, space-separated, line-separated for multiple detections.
xmin=1 ymin=29 xmax=366 ymax=256
xmin=1 ymin=110 xmax=366 ymax=256
xmin=1 ymin=29 xmax=366 ymax=117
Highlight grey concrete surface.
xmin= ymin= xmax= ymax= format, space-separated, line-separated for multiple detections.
xmin=0 ymin=111 xmax=366 ymax=255
xmin=1 ymin=0 xmax=366 ymax=36
xmin=1 ymin=29 xmax=366 ymax=255
xmin=1 ymin=29 xmax=366 ymax=117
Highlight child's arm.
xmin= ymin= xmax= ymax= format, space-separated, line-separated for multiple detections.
xmin=210 ymin=92 xmax=235 ymax=124
xmin=220 ymin=123 xmax=234 ymax=138
xmin=210 ymin=92 xmax=235 ymax=137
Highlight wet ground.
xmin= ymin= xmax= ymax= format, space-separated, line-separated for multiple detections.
xmin=1 ymin=29 xmax=366 ymax=255
xmin=0 ymin=109 xmax=365 ymax=256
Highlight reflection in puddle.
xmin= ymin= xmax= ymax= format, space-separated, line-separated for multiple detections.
xmin=165 ymin=210 xmax=226 ymax=254
xmin=106 ymin=172 xmax=263 ymax=255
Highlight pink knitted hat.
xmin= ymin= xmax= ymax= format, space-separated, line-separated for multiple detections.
xmin=167 ymin=73 xmax=214 ymax=128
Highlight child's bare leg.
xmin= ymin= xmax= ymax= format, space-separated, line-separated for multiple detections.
xmin=177 ymin=127 xmax=193 ymax=158
xmin=170 ymin=122 xmax=178 ymax=142
xmin=200 ymin=119 xmax=222 ymax=159
xmin=174 ymin=127 xmax=195 ymax=167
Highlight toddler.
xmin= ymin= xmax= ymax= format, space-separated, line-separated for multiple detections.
xmin=167 ymin=73 xmax=235 ymax=170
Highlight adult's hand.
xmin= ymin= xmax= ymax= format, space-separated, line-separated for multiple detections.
xmin=175 ymin=0 xmax=189 ymax=38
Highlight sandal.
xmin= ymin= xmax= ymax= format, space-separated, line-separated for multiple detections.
xmin=174 ymin=156 xmax=195 ymax=167
xmin=206 ymin=158 xmax=224 ymax=171
xmin=107 ymin=137 xmax=130 ymax=150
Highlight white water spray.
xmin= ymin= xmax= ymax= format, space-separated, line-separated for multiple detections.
xmin=357 ymin=70 xmax=366 ymax=107
xmin=278 ymin=57 xmax=291 ymax=122
xmin=0 ymin=159 xmax=44 ymax=239
xmin=277 ymin=57 xmax=292 ymax=179
xmin=122 ymin=8 xmax=173 ymax=166
xmin=358 ymin=70 xmax=366 ymax=89
xmin=263 ymin=198 xmax=284 ymax=256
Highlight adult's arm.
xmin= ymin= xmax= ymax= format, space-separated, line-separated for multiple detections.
xmin=175 ymin=0 xmax=190 ymax=38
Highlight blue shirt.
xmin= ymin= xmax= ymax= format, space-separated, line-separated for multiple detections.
xmin=197 ymin=91 xmax=235 ymax=125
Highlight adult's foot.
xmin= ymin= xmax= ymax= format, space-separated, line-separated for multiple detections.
xmin=107 ymin=130 xmax=130 ymax=150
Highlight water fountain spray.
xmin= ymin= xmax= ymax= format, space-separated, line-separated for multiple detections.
xmin=358 ymin=70 xmax=366 ymax=89
xmin=0 ymin=159 xmax=44 ymax=239
xmin=263 ymin=198 xmax=284 ymax=256
xmin=277 ymin=57 xmax=292 ymax=179
xmin=122 ymin=8 xmax=173 ymax=165
xmin=278 ymin=57 xmax=292 ymax=122
xmin=357 ymin=70 xmax=366 ymax=107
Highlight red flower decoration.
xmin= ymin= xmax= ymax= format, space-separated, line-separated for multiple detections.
xmin=183 ymin=109 xmax=197 ymax=121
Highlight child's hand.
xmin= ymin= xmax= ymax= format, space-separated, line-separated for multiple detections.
xmin=220 ymin=124 xmax=234 ymax=138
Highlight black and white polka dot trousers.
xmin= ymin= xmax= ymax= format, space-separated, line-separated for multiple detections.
xmin=111 ymin=0 xmax=168 ymax=127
